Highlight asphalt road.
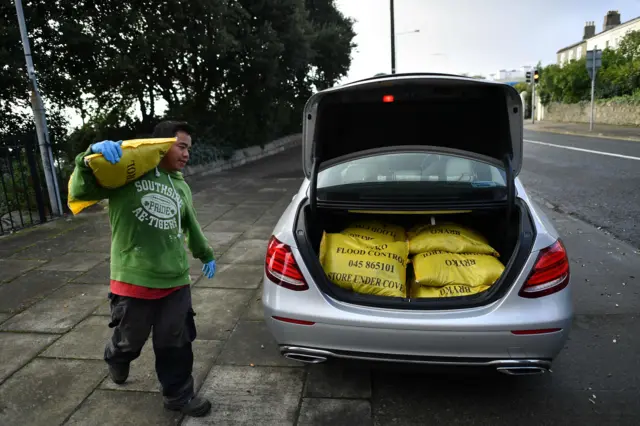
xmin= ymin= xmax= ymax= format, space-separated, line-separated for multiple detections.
xmin=238 ymin=135 xmax=640 ymax=425
xmin=521 ymin=130 xmax=640 ymax=248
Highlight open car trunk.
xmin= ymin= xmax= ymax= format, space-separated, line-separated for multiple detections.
xmin=294 ymin=74 xmax=531 ymax=310
xmin=294 ymin=200 xmax=535 ymax=310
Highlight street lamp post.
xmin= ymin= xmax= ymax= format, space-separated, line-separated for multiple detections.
xmin=390 ymin=0 xmax=396 ymax=74
xmin=14 ymin=0 xmax=63 ymax=216
xmin=389 ymin=1 xmax=420 ymax=74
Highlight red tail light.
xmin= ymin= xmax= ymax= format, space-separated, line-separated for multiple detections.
xmin=265 ymin=236 xmax=308 ymax=291
xmin=272 ymin=316 xmax=315 ymax=325
xmin=511 ymin=328 xmax=562 ymax=335
xmin=520 ymin=240 xmax=570 ymax=298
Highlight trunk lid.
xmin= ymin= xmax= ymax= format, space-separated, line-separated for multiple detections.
xmin=302 ymin=73 xmax=524 ymax=178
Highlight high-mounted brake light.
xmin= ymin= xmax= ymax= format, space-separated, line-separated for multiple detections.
xmin=265 ymin=236 xmax=308 ymax=291
xmin=382 ymin=94 xmax=394 ymax=103
xmin=519 ymin=240 xmax=570 ymax=298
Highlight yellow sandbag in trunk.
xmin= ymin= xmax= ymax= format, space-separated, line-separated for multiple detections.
xmin=412 ymin=250 xmax=504 ymax=288
xmin=341 ymin=220 xmax=406 ymax=242
xmin=67 ymin=138 xmax=176 ymax=215
xmin=319 ymin=232 xmax=409 ymax=297
xmin=410 ymin=280 xmax=491 ymax=298
xmin=408 ymin=223 xmax=499 ymax=256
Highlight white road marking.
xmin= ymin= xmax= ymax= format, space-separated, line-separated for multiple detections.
xmin=524 ymin=139 xmax=640 ymax=161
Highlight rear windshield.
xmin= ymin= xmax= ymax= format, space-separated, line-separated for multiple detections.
xmin=317 ymin=152 xmax=506 ymax=189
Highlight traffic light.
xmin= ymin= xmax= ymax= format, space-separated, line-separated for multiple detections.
xmin=526 ymin=71 xmax=532 ymax=83
xmin=533 ymin=70 xmax=540 ymax=84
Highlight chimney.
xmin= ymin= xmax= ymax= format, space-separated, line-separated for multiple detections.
xmin=583 ymin=21 xmax=596 ymax=39
xmin=603 ymin=10 xmax=621 ymax=32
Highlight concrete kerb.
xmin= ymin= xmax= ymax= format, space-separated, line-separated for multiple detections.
xmin=525 ymin=126 xmax=640 ymax=143
xmin=182 ymin=133 xmax=302 ymax=178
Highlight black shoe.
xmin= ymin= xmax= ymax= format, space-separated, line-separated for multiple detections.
xmin=108 ymin=363 xmax=129 ymax=385
xmin=165 ymin=396 xmax=212 ymax=417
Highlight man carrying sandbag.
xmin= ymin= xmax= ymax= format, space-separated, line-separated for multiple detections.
xmin=69 ymin=120 xmax=216 ymax=417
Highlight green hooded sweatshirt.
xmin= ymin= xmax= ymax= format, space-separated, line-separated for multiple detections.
xmin=69 ymin=147 xmax=214 ymax=289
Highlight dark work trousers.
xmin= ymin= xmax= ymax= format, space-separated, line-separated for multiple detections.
xmin=104 ymin=286 xmax=197 ymax=407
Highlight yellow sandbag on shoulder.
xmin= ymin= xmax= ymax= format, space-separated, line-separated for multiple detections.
xmin=67 ymin=193 xmax=99 ymax=215
xmin=67 ymin=169 xmax=100 ymax=215
xmin=341 ymin=220 xmax=406 ymax=242
xmin=408 ymin=223 xmax=499 ymax=256
xmin=67 ymin=138 xmax=176 ymax=215
xmin=84 ymin=138 xmax=176 ymax=189
xmin=412 ymin=251 xmax=504 ymax=288
xmin=319 ymin=232 xmax=409 ymax=297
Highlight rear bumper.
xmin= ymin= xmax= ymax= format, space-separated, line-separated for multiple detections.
xmin=263 ymin=264 xmax=574 ymax=365
xmin=265 ymin=314 xmax=571 ymax=362
xmin=278 ymin=345 xmax=553 ymax=374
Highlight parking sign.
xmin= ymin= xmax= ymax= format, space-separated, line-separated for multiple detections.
xmin=586 ymin=49 xmax=602 ymax=79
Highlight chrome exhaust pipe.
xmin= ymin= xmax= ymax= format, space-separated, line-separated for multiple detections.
xmin=496 ymin=366 xmax=549 ymax=376
xmin=283 ymin=352 xmax=328 ymax=364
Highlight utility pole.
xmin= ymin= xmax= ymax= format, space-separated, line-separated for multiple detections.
xmin=390 ymin=0 xmax=396 ymax=74
xmin=14 ymin=0 xmax=63 ymax=216
xmin=589 ymin=45 xmax=597 ymax=132
xmin=586 ymin=46 xmax=601 ymax=131
xmin=531 ymin=83 xmax=536 ymax=124
xmin=531 ymin=69 xmax=540 ymax=124
xmin=525 ymin=71 xmax=532 ymax=121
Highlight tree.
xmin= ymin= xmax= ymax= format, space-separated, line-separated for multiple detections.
xmin=1 ymin=0 xmax=75 ymax=151
xmin=537 ymin=60 xmax=590 ymax=105
xmin=513 ymin=82 xmax=529 ymax=93
xmin=2 ymin=0 xmax=356 ymax=158
xmin=305 ymin=0 xmax=357 ymax=90
xmin=537 ymin=30 xmax=640 ymax=106
xmin=0 ymin=0 xmax=353 ymax=213
xmin=55 ymin=0 xmax=355 ymax=146
xmin=618 ymin=30 xmax=640 ymax=61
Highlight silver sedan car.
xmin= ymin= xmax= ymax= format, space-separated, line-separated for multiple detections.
xmin=262 ymin=73 xmax=573 ymax=376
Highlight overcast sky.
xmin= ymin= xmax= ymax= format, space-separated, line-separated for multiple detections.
xmin=335 ymin=0 xmax=640 ymax=82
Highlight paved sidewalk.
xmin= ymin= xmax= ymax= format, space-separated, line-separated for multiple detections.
xmin=0 ymin=146 xmax=356 ymax=426
xmin=525 ymin=121 xmax=640 ymax=141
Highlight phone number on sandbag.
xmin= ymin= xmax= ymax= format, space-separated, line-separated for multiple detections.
xmin=348 ymin=260 xmax=396 ymax=273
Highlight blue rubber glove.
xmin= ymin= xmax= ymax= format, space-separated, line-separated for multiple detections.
xmin=202 ymin=260 xmax=216 ymax=279
xmin=91 ymin=140 xmax=123 ymax=164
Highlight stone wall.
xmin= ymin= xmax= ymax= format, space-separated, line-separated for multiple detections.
xmin=542 ymin=101 xmax=640 ymax=126
xmin=181 ymin=133 xmax=301 ymax=177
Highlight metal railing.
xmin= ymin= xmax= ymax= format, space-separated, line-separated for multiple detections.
xmin=0 ymin=135 xmax=64 ymax=235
